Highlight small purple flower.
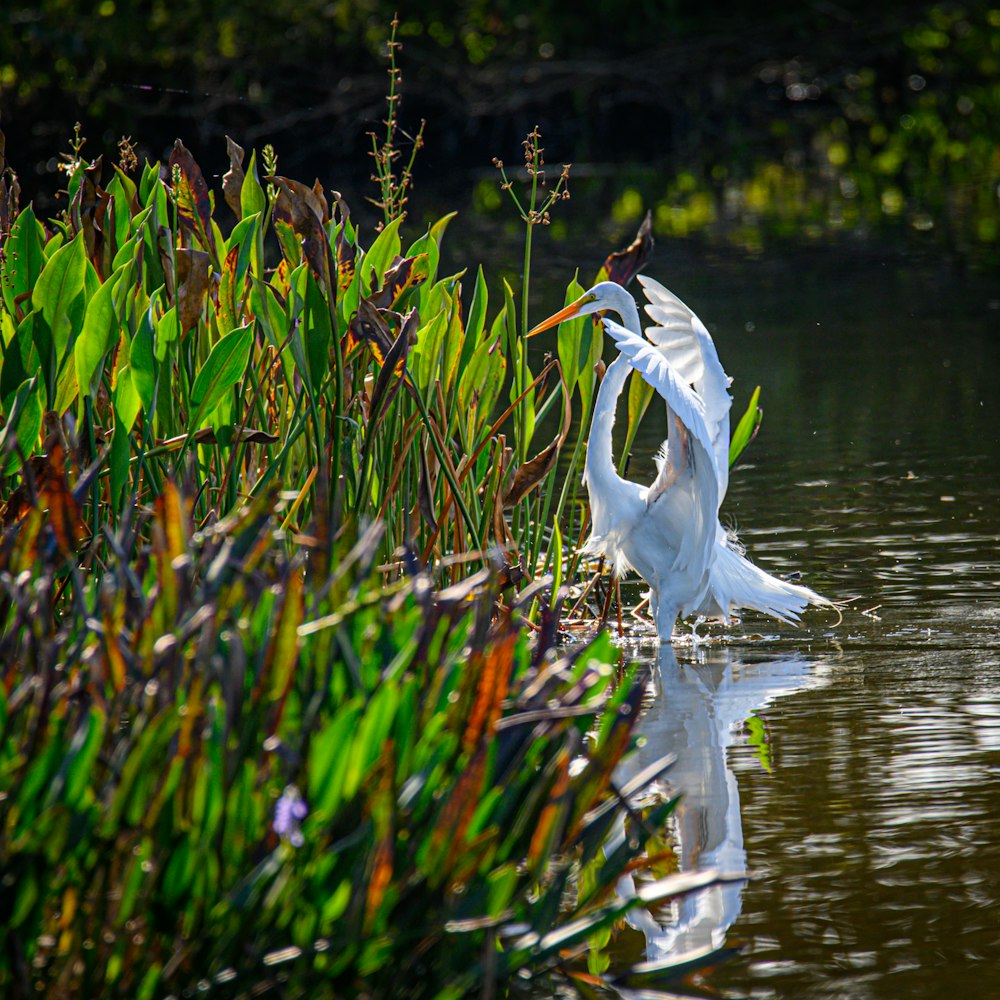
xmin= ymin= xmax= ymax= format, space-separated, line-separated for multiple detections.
xmin=274 ymin=785 xmax=308 ymax=847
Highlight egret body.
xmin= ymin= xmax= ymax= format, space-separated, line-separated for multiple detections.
xmin=529 ymin=279 xmax=831 ymax=641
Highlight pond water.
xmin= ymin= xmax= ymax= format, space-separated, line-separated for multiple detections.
xmin=560 ymin=240 xmax=1000 ymax=997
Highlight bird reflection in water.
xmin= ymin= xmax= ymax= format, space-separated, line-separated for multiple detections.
xmin=611 ymin=642 xmax=824 ymax=964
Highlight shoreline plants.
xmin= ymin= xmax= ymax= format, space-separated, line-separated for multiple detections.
xmin=0 ymin=26 xmax=752 ymax=993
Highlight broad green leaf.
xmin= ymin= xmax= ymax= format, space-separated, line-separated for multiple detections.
xmin=106 ymin=170 xmax=136 ymax=253
xmin=240 ymin=150 xmax=266 ymax=224
xmin=63 ymin=706 xmax=105 ymax=809
xmin=111 ymin=207 xmax=153 ymax=271
xmin=408 ymin=307 xmax=448 ymax=394
xmin=361 ymin=215 xmax=402 ymax=294
xmin=457 ymin=336 xmax=493 ymax=418
xmin=343 ymin=682 xmax=400 ymax=799
xmin=309 ymin=700 xmax=363 ymax=818
xmin=729 ymin=385 xmax=763 ymax=468
xmin=187 ymin=323 xmax=253 ymax=430
xmin=32 ymin=231 xmax=87 ymax=386
xmin=405 ymin=211 xmax=456 ymax=301
xmin=139 ymin=159 xmax=160 ymax=204
xmin=110 ymin=363 xmax=141 ymax=503
xmin=577 ymin=315 xmax=604 ymax=423
xmin=51 ymin=353 xmax=78 ymax=415
xmin=556 ymin=274 xmax=586 ymax=398
xmin=429 ymin=210 xmax=457 ymax=246
xmin=129 ymin=301 xmax=157 ymax=413
xmin=440 ymin=287 xmax=465 ymax=397
xmin=1 ymin=205 xmax=46 ymax=317
xmin=502 ymin=278 xmax=518 ymax=364
xmin=75 ymin=261 xmax=134 ymax=407
xmin=155 ymin=304 xmax=180 ymax=363
xmin=623 ymin=368 xmax=655 ymax=473
xmin=303 ymin=269 xmax=332 ymax=390
xmin=465 ymin=264 xmax=488 ymax=345
xmin=251 ymin=275 xmax=297 ymax=391
xmin=0 ymin=312 xmax=40 ymax=414
xmin=0 ymin=376 xmax=43 ymax=474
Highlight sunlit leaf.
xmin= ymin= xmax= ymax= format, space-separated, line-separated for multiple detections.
xmin=187 ymin=323 xmax=253 ymax=430
xmin=729 ymin=384 xmax=763 ymax=469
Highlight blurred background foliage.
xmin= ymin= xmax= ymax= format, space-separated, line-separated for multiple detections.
xmin=2 ymin=1 xmax=998 ymax=263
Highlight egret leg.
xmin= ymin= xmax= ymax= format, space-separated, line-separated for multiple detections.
xmin=654 ymin=595 xmax=680 ymax=644
xmin=689 ymin=615 xmax=708 ymax=647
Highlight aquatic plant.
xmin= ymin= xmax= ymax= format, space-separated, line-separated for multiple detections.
xmin=0 ymin=96 xmax=751 ymax=996
xmin=0 ymin=469 xmax=747 ymax=997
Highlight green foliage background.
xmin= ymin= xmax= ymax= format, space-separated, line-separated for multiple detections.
xmin=2 ymin=0 xmax=998 ymax=262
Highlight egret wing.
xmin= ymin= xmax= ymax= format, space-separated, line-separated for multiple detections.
xmin=603 ymin=318 xmax=719 ymax=598
xmin=638 ymin=275 xmax=733 ymax=499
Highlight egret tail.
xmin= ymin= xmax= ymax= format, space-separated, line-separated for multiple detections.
xmin=709 ymin=540 xmax=833 ymax=625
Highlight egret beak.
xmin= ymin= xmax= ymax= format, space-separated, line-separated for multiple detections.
xmin=527 ymin=297 xmax=588 ymax=337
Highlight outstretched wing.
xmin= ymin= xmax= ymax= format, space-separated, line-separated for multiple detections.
xmin=638 ymin=275 xmax=733 ymax=501
xmin=603 ymin=318 xmax=719 ymax=601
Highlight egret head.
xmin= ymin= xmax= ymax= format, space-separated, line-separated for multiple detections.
xmin=527 ymin=281 xmax=637 ymax=337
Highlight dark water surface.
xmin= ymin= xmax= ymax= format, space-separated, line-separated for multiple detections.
xmin=441 ymin=185 xmax=1000 ymax=992
xmin=575 ymin=242 xmax=1000 ymax=998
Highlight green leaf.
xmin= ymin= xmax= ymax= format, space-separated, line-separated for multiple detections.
xmin=622 ymin=367 xmax=655 ymax=473
xmin=408 ymin=307 xmax=448 ymax=395
xmin=0 ymin=376 xmax=43 ymax=474
xmin=303 ymin=269 xmax=332 ymax=390
xmin=309 ymin=700 xmax=363 ymax=818
xmin=729 ymin=385 xmax=762 ymax=468
xmin=1 ymin=205 xmax=46 ymax=317
xmin=110 ymin=362 xmax=142 ymax=503
xmin=556 ymin=274 xmax=585 ymax=399
xmin=32 ymin=231 xmax=87 ymax=371
xmin=129 ymin=300 xmax=157 ymax=413
xmin=551 ymin=517 xmax=563 ymax=596
xmin=362 ymin=215 xmax=403 ymax=294
xmin=75 ymin=267 xmax=123 ymax=401
xmin=106 ymin=170 xmax=137 ymax=253
xmin=240 ymin=150 xmax=266 ymax=223
xmin=501 ymin=278 xmax=518 ymax=361
xmin=0 ymin=312 xmax=40 ymax=414
xmin=577 ymin=315 xmax=604 ymax=423
xmin=343 ymin=683 xmax=399 ymax=799
xmin=64 ymin=706 xmax=106 ymax=809
xmin=187 ymin=323 xmax=253 ymax=431
xmin=465 ymin=265 xmax=489 ymax=345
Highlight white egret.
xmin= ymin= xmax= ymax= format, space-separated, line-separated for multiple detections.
xmin=528 ymin=279 xmax=832 ymax=641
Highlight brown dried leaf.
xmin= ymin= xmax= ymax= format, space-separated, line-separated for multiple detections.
xmin=366 ymin=307 xmax=416 ymax=435
xmin=462 ymin=629 xmax=516 ymax=753
xmin=528 ymin=744 xmax=573 ymax=868
xmin=0 ymin=455 xmax=46 ymax=527
xmin=39 ymin=433 xmax=84 ymax=558
xmin=370 ymin=254 xmax=430 ymax=310
xmin=169 ymin=139 xmax=215 ymax=258
xmin=175 ymin=248 xmax=211 ymax=333
xmin=334 ymin=209 xmax=356 ymax=293
xmin=597 ymin=210 xmax=654 ymax=288
xmin=222 ymin=135 xmax=245 ymax=220
xmin=431 ymin=744 xmax=488 ymax=881
xmin=216 ymin=242 xmax=241 ymax=332
xmin=268 ymin=175 xmax=331 ymax=284
xmin=347 ymin=298 xmax=395 ymax=366
xmin=364 ymin=747 xmax=396 ymax=931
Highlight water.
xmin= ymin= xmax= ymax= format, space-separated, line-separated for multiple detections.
xmin=577 ymin=242 xmax=1000 ymax=998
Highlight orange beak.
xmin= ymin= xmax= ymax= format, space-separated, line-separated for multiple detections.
xmin=527 ymin=297 xmax=588 ymax=338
